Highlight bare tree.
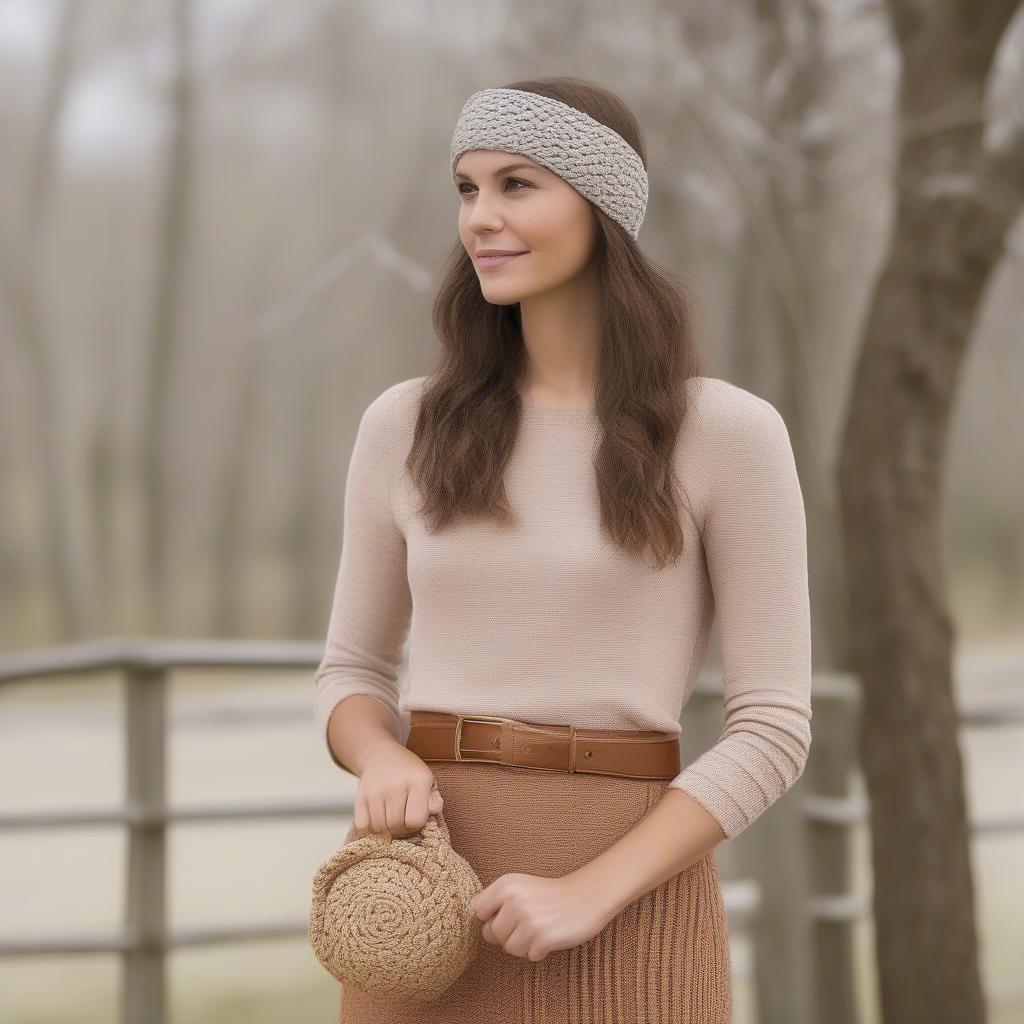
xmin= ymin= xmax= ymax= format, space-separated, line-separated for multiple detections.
xmin=746 ymin=0 xmax=849 ymax=674
xmin=837 ymin=2 xmax=1024 ymax=1021
xmin=142 ymin=0 xmax=195 ymax=632
xmin=0 ymin=0 xmax=88 ymax=638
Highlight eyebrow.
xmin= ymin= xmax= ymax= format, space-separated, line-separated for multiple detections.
xmin=453 ymin=161 xmax=540 ymax=181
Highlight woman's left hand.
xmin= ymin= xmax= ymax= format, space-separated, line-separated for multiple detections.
xmin=472 ymin=870 xmax=617 ymax=961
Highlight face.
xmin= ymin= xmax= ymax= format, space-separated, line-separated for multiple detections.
xmin=454 ymin=150 xmax=599 ymax=305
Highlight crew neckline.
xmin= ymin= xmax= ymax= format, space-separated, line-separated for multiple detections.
xmin=519 ymin=391 xmax=595 ymax=414
xmin=523 ymin=403 xmax=594 ymax=414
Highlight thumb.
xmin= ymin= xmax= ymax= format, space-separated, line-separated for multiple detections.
xmin=428 ymin=782 xmax=444 ymax=809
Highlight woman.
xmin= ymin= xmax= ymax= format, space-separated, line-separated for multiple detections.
xmin=314 ymin=74 xmax=812 ymax=1023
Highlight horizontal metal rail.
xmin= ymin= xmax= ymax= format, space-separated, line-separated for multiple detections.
xmin=0 ymin=639 xmax=1020 ymax=1021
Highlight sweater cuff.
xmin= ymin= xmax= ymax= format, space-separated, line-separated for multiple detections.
xmin=668 ymin=768 xmax=753 ymax=840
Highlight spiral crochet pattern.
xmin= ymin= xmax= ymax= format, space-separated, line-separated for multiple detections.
xmin=450 ymin=87 xmax=649 ymax=239
xmin=308 ymin=810 xmax=483 ymax=1002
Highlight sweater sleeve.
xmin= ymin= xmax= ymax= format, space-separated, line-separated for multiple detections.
xmin=313 ymin=387 xmax=412 ymax=770
xmin=668 ymin=393 xmax=813 ymax=839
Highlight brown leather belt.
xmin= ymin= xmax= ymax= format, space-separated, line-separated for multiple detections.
xmin=405 ymin=710 xmax=681 ymax=780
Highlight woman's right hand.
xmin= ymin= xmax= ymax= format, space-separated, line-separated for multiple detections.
xmin=345 ymin=744 xmax=444 ymax=841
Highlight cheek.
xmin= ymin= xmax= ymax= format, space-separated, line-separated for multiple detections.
xmin=525 ymin=200 xmax=594 ymax=262
xmin=529 ymin=228 xmax=593 ymax=279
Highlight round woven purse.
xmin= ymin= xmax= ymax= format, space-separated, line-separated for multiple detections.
xmin=308 ymin=807 xmax=484 ymax=1002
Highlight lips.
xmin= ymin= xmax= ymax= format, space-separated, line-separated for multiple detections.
xmin=477 ymin=251 xmax=528 ymax=270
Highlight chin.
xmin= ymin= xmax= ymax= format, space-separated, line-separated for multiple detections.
xmin=479 ymin=286 xmax=529 ymax=306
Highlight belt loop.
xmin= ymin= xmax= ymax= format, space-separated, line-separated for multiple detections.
xmin=568 ymin=725 xmax=576 ymax=774
xmin=454 ymin=715 xmax=464 ymax=761
xmin=501 ymin=720 xmax=514 ymax=765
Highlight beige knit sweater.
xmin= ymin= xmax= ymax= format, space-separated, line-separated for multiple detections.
xmin=313 ymin=374 xmax=812 ymax=840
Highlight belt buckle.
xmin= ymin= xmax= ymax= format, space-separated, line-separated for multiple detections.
xmin=455 ymin=714 xmax=516 ymax=762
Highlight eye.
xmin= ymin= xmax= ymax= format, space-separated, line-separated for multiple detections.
xmin=456 ymin=177 xmax=531 ymax=196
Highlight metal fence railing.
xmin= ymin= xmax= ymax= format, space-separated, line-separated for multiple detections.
xmin=1 ymin=639 xmax=1020 ymax=1023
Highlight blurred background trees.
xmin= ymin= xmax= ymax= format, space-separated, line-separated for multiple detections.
xmin=2 ymin=0 xmax=1020 ymax=654
xmin=1 ymin=1 xmax=1022 ymax=1021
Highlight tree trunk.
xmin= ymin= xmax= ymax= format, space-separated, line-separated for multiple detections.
xmin=142 ymin=0 xmax=195 ymax=633
xmin=0 ymin=0 xmax=86 ymax=639
xmin=837 ymin=2 xmax=1024 ymax=1021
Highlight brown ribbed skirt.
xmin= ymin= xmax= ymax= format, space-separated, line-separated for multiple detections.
xmin=337 ymin=733 xmax=733 ymax=1023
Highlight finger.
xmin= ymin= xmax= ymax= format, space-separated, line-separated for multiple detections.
xmin=403 ymin=786 xmax=429 ymax=835
xmin=424 ymin=779 xmax=442 ymax=813
xmin=386 ymin=788 xmax=411 ymax=837
xmin=503 ymin=920 xmax=532 ymax=959
xmin=487 ymin=904 xmax=516 ymax=947
xmin=352 ymin=793 xmax=369 ymax=836
xmin=473 ymin=883 xmax=497 ymax=920
xmin=368 ymin=794 xmax=389 ymax=836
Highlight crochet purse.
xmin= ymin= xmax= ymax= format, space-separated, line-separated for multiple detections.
xmin=308 ymin=807 xmax=484 ymax=1002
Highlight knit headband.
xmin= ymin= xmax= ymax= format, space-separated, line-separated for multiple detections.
xmin=450 ymin=87 xmax=649 ymax=240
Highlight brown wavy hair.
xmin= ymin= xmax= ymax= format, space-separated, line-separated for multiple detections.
xmin=407 ymin=74 xmax=705 ymax=570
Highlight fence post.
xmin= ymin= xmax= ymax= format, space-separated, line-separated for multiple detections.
xmin=121 ymin=664 xmax=168 ymax=1024
xmin=806 ymin=673 xmax=862 ymax=1024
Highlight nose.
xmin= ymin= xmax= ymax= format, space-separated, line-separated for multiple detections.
xmin=465 ymin=188 xmax=504 ymax=234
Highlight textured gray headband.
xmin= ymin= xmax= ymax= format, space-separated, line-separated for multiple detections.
xmin=450 ymin=87 xmax=649 ymax=240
